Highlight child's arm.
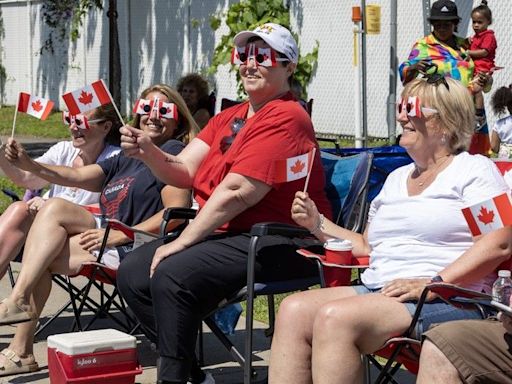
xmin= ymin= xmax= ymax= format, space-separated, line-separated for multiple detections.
xmin=490 ymin=130 xmax=501 ymax=153
xmin=467 ymin=48 xmax=489 ymax=59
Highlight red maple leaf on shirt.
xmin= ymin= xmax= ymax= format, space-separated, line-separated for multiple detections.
xmin=78 ymin=91 xmax=94 ymax=105
xmin=31 ymin=99 xmax=43 ymax=112
xmin=290 ymin=160 xmax=305 ymax=174
xmin=477 ymin=206 xmax=495 ymax=225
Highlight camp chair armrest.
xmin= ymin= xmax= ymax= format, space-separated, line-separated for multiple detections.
xmin=163 ymin=207 xmax=197 ymax=221
xmin=249 ymin=222 xmax=311 ymax=237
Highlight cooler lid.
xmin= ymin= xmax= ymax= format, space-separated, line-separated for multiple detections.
xmin=47 ymin=329 xmax=136 ymax=355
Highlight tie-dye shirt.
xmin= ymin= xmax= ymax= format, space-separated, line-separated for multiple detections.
xmin=399 ymin=34 xmax=475 ymax=88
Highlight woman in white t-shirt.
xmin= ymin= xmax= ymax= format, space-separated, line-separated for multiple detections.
xmin=0 ymin=104 xmax=120 ymax=279
xmin=268 ymin=77 xmax=512 ymax=384
xmin=490 ymin=84 xmax=512 ymax=158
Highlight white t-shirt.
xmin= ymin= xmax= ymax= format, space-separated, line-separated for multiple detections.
xmin=361 ymin=152 xmax=508 ymax=291
xmin=36 ymin=141 xmax=120 ymax=206
xmin=493 ymin=115 xmax=512 ymax=159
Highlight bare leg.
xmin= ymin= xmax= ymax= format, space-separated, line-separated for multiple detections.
xmin=269 ymin=286 xmax=358 ymax=384
xmin=416 ymin=340 xmax=462 ymax=384
xmin=0 ymin=233 xmax=98 ymax=367
xmin=311 ymin=294 xmax=412 ymax=384
xmin=0 ymin=201 xmax=34 ymax=278
xmin=8 ymin=198 xmax=96 ymax=306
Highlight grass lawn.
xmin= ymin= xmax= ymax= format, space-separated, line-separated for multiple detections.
xmin=0 ymin=106 xmax=70 ymax=138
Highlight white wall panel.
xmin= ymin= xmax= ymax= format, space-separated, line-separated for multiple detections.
xmin=0 ymin=0 xmax=511 ymax=139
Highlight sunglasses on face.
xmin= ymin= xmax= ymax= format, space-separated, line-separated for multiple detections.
xmin=62 ymin=112 xmax=105 ymax=130
xmin=220 ymin=117 xmax=246 ymax=154
xmin=231 ymin=44 xmax=288 ymax=67
xmin=133 ymin=98 xmax=178 ymax=120
xmin=397 ymin=96 xmax=438 ymax=118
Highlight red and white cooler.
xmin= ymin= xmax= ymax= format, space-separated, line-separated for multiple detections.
xmin=47 ymin=329 xmax=142 ymax=384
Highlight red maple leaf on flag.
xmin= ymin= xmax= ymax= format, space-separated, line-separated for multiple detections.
xmin=477 ymin=206 xmax=495 ymax=225
xmin=78 ymin=91 xmax=94 ymax=105
xmin=290 ymin=160 xmax=305 ymax=174
xmin=31 ymin=99 xmax=43 ymax=112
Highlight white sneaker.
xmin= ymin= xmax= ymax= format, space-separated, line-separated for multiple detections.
xmin=187 ymin=372 xmax=215 ymax=384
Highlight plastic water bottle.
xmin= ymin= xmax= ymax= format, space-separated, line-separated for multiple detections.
xmin=492 ymin=270 xmax=512 ymax=304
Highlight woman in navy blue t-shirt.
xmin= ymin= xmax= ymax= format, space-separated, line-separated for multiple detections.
xmin=0 ymin=84 xmax=198 ymax=376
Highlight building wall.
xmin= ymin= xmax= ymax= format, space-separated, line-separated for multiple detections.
xmin=0 ymin=0 xmax=510 ymax=140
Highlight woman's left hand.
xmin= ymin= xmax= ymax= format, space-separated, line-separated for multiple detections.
xmin=380 ymin=278 xmax=436 ymax=302
xmin=78 ymin=228 xmax=127 ymax=252
xmin=150 ymin=240 xmax=188 ymax=278
xmin=26 ymin=196 xmax=46 ymax=213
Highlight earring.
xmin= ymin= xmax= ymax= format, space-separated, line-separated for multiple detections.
xmin=441 ymin=133 xmax=447 ymax=145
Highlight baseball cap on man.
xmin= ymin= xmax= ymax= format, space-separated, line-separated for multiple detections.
xmin=233 ymin=23 xmax=299 ymax=64
xmin=428 ymin=0 xmax=460 ymax=22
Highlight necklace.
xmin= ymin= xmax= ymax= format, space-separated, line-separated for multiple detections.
xmin=413 ymin=154 xmax=452 ymax=187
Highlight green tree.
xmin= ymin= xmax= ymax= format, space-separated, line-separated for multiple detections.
xmin=209 ymin=0 xmax=318 ymax=98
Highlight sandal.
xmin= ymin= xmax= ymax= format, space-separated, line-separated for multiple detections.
xmin=0 ymin=348 xmax=39 ymax=377
xmin=0 ymin=299 xmax=36 ymax=326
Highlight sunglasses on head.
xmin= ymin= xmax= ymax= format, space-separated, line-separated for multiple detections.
xmin=62 ymin=112 xmax=105 ymax=130
xmin=133 ymin=98 xmax=178 ymax=120
xmin=231 ymin=44 xmax=288 ymax=67
xmin=220 ymin=117 xmax=246 ymax=154
xmin=419 ymin=63 xmax=450 ymax=91
xmin=397 ymin=96 xmax=438 ymax=118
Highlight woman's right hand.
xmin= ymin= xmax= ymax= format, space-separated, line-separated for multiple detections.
xmin=291 ymin=191 xmax=320 ymax=232
xmin=120 ymin=125 xmax=153 ymax=158
xmin=4 ymin=138 xmax=35 ymax=171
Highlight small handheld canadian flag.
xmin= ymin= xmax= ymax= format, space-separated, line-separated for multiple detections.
xmin=461 ymin=192 xmax=512 ymax=236
xmin=62 ymin=79 xmax=125 ymax=125
xmin=17 ymin=92 xmax=54 ymax=120
xmin=274 ymin=148 xmax=316 ymax=191
xmin=11 ymin=92 xmax=54 ymax=138
xmin=62 ymin=80 xmax=111 ymax=115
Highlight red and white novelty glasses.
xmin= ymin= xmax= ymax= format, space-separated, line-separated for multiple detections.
xmin=231 ymin=44 xmax=289 ymax=67
xmin=62 ymin=111 xmax=105 ymax=130
xmin=133 ymin=98 xmax=178 ymax=120
xmin=397 ymin=96 xmax=438 ymax=118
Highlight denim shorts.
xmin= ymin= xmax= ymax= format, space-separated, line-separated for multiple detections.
xmin=352 ymin=285 xmax=488 ymax=337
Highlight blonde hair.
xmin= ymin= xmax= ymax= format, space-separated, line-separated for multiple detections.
xmin=133 ymin=84 xmax=199 ymax=144
xmin=401 ymin=77 xmax=475 ymax=153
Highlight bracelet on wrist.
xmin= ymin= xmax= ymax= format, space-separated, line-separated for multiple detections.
xmin=311 ymin=213 xmax=325 ymax=234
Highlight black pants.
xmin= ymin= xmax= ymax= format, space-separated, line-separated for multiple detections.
xmin=117 ymin=232 xmax=320 ymax=383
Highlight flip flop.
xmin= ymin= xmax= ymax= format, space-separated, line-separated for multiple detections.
xmin=0 ymin=348 xmax=39 ymax=377
xmin=0 ymin=299 xmax=36 ymax=326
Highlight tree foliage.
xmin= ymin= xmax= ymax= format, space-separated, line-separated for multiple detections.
xmin=209 ymin=0 xmax=318 ymax=98
xmin=40 ymin=0 xmax=103 ymax=54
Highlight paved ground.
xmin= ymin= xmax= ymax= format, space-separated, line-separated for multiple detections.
xmin=0 ymin=265 xmax=272 ymax=384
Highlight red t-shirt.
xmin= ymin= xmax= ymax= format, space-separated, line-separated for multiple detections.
xmin=470 ymin=29 xmax=497 ymax=74
xmin=194 ymin=93 xmax=331 ymax=232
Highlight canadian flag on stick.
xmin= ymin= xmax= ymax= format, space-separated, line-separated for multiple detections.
xmin=274 ymin=149 xmax=315 ymax=183
xmin=461 ymin=192 xmax=512 ymax=236
xmin=17 ymin=92 xmax=54 ymax=120
xmin=62 ymin=80 xmax=111 ymax=115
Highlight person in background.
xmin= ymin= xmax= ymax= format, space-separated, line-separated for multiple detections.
xmin=490 ymin=84 xmax=512 ymax=158
xmin=467 ymin=0 xmax=497 ymax=132
xmin=290 ymin=78 xmax=310 ymax=114
xmin=398 ymin=0 xmax=490 ymax=156
xmin=268 ymin=76 xmax=511 ymax=384
xmin=417 ymin=294 xmax=512 ymax=383
xmin=0 ymin=104 xmax=120 ymax=280
xmin=0 ymin=84 xmax=196 ymax=377
xmin=177 ymin=73 xmax=212 ymax=129
xmin=117 ymin=23 xmax=330 ymax=384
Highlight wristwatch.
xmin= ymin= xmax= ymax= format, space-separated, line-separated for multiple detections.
xmin=430 ymin=275 xmax=444 ymax=283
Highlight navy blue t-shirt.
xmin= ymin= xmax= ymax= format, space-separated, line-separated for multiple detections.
xmin=98 ymin=140 xmax=185 ymax=226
